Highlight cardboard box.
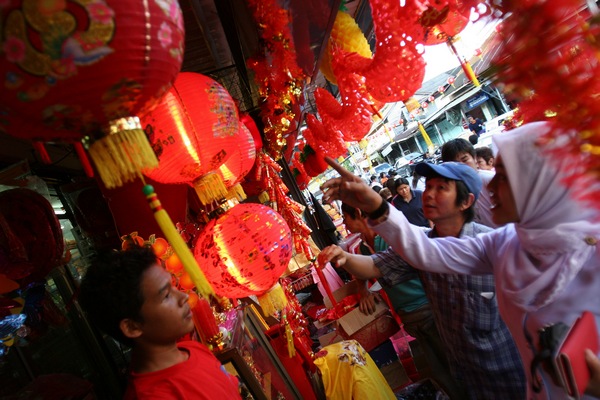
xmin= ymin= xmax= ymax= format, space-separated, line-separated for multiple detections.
xmin=322 ymin=280 xmax=395 ymax=338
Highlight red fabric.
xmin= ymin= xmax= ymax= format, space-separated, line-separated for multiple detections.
xmin=124 ymin=341 xmax=241 ymax=400
xmin=269 ymin=335 xmax=317 ymax=400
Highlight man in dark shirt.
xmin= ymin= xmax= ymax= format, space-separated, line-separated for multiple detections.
xmin=467 ymin=115 xmax=485 ymax=136
xmin=391 ymin=178 xmax=430 ymax=227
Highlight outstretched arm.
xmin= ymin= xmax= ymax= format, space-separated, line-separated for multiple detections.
xmin=318 ymin=245 xmax=383 ymax=280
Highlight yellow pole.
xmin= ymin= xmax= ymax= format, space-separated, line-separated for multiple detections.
xmin=418 ymin=122 xmax=435 ymax=153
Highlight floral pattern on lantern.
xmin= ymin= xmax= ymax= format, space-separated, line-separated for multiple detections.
xmin=0 ymin=0 xmax=185 ymax=187
xmin=193 ymin=203 xmax=293 ymax=299
xmin=142 ymin=72 xmax=239 ymax=204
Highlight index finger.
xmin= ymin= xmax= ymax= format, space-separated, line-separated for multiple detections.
xmin=325 ymin=157 xmax=356 ymax=180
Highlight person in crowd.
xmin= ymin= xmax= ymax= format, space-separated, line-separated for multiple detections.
xmin=337 ymin=202 xmax=464 ymax=399
xmin=320 ymin=121 xmax=600 ymax=399
xmin=320 ymin=163 xmax=525 ymax=399
xmin=441 ymin=138 xmax=497 ymax=228
xmin=379 ymin=172 xmax=388 ymax=185
xmin=467 ymin=115 xmax=485 ymax=136
xmin=370 ymin=175 xmax=383 ymax=192
xmin=411 ymin=167 xmax=426 ymax=191
xmin=391 ymin=177 xmax=430 ymax=227
xmin=384 ymin=175 xmax=397 ymax=192
xmin=79 ymin=247 xmax=241 ymax=400
xmin=468 ymin=134 xmax=479 ymax=145
xmin=379 ymin=187 xmax=393 ymax=203
xmin=476 ymin=147 xmax=495 ymax=171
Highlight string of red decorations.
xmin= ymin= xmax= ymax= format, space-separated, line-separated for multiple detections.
xmin=246 ymin=0 xmax=305 ymax=161
xmin=490 ymin=0 xmax=600 ymax=211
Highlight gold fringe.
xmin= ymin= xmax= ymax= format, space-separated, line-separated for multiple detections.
xmin=226 ymin=184 xmax=247 ymax=202
xmin=283 ymin=312 xmax=296 ymax=358
xmin=258 ymin=191 xmax=270 ymax=204
xmin=88 ymin=118 xmax=158 ymax=188
xmin=257 ymin=282 xmax=288 ymax=317
xmin=193 ymin=172 xmax=228 ymax=205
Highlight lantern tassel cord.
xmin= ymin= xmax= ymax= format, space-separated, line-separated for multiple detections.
xmin=314 ymin=263 xmax=337 ymax=307
xmin=283 ymin=312 xmax=296 ymax=358
xmin=142 ymin=182 xmax=214 ymax=299
xmin=73 ymin=142 xmax=95 ymax=178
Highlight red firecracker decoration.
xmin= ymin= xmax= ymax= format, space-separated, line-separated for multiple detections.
xmin=0 ymin=0 xmax=184 ymax=188
xmin=141 ymin=72 xmax=239 ymax=205
xmin=300 ymin=145 xmax=329 ymax=178
xmin=193 ymin=203 xmax=292 ymax=298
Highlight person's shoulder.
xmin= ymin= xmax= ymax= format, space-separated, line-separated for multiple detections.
xmin=477 ymin=169 xmax=495 ymax=182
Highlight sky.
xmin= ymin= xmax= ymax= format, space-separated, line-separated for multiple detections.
xmin=421 ymin=18 xmax=500 ymax=82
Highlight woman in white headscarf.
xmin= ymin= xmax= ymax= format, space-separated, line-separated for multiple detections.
xmin=321 ymin=121 xmax=600 ymax=399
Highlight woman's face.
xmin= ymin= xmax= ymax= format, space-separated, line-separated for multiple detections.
xmin=488 ymin=155 xmax=520 ymax=224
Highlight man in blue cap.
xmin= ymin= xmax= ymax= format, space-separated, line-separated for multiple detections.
xmin=319 ymin=162 xmax=526 ymax=399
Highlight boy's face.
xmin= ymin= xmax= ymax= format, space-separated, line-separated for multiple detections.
xmin=454 ymin=151 xmax=478 ymax=170
xmin=137 ymin=264 xmax=194 ymax=344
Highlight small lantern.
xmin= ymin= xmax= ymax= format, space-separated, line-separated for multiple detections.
xmin=142 ymin=72 xmax=239 ymax=204
xmin=217 ymin=123 xmax=256 ymax=201
xmin=193 ymin=203 xmax=293 ymax=299
xmin=418 ymin=2 xmax=471 ymax=46
xmin=421 ymin=102 xmax=429 ymax=109
xmin=428 ymin=95 xmax=435 ymax=102
xmin=438 ymin=85 xmax=446 ymax=94
xmin=447 ymin=76 xmax=456 ymax=86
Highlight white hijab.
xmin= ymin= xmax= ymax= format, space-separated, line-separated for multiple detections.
xmin=493 ymin=121 xmax=600 ymax=311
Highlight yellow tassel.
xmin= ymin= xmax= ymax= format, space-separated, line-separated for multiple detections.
xmin=257 ymin=191 xmax=270 ymax=204
xmin=283 ymin=312 xmax=296 ymax=358
xmin=88 ymin=117 xmax=158 ymax=189
xmin=193 ymin=172 xmax=228 ymax=205
xmin=143 ymin=184 xmax=215 ymax=299
xmin=257 ymin=282 xmax=288 ymax=317
xmin=226 ymin=184 xmax=247 ymax=202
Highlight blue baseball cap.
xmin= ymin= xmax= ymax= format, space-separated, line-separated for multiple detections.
xmin=415 ymin=162 xmax=483 ymax=200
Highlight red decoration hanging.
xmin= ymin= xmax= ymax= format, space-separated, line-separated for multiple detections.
xmin=447 ymin=76 xmax=456 ymax=86
xmin=141 ymin=72 xmax=239 ymax=205
xmin=418 ymin=0 xmax=473 ymax=46
xmin=216 ymin=123 xmax=256 ymax=189
xmin=193 ymin=203 xmax=293 ymax=298
xmin=0 ymin=0 xmax=184 ymax=188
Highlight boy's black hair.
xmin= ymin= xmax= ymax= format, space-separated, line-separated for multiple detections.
xmin=476 ymin=146 xmax=494 ymax=163
xmin=468 ymin=134 xmax=479 ymax=145
xmin=79 ymin=246 xmax=158 ymax=347
xmin=341 ymin=202 xmax=366 ymax=219
xmin=441 ymin=138 xmax=476 ymax=162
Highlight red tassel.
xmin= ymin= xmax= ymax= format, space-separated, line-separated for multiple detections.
xmin=32 ymin=142 xmax=51 ymax=164
xmin=74 ymin=142 xmax=95 ymax=177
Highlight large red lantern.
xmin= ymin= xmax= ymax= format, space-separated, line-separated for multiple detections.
xmin=0 ymin=0 xmax=185 ymax=188
xmin=193 ymin=203 xmax=293 ymax=299
xmin=141 ymin=72 xmax=240 ymax=205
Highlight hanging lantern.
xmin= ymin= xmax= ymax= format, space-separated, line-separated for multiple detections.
xmin=474 ymin=48 xmax=483 ymax=57
xmin=438 ymin=85 xmax=446 ymax=94
xmin=194 ymin=203 xmax=292 ymax=300
xmin=217 ymin=123 xmax=256 ymax=201
xmin=421 ymin=101 xmax=429 ymax=109
xmin=447 ymin=76 xmax=456 ymax=86
xmin=418 ymin=1 xmax=471 ymax=46
xmin=428 ymin=95 xmax=435 ymax=102
xmin=0 ymin=0 xmax=185 ymax=188
xmin=141 ymin=72 xmax=239 ymax=205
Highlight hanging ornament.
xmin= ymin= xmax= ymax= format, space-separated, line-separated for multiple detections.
xmin=216 ymin=123 xmax=256 ymax=202
xmin=141 ymin=72 xmax=239 ymax=205
xmin=319 ymin=12 xmax=372 ymax=85
xmin=418 ymin=0 xmax=473 ymax=46
xmin=194 ymin=203 xmax=293 ymax=300
xmin=428 ymin=95 xmax=435 ymax=102
xmin=0 ymin=0 xmax=185 ymax=188
xmin=421 ymin=101 xmax=429 ymax=109
xmin=447 ymin=76 xmax=456 ymax=86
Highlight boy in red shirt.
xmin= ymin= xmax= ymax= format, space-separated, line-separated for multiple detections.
xmin=79 ymin=247 xmax=241 ymax=399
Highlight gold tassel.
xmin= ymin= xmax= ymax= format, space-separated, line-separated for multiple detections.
xmin=226 ymin=183 xmax=247 ymax=202
xmin=143 ymin=184 xmax=215 ymax=299
xmin=193 ymin=172 xmax=228 ymax=205
xmin=257 ymin=282 xmax=288 ymax=317
xmin=283 ymin=312 xmax=296 ymax=358
xmin=88 ymin=117 xmax=158 ymax=189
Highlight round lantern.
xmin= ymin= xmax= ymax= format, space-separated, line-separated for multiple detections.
xmin=193 ymin=203 xmax=293 ymax=299
xmin=141 ymin=72 xmax=240 ymax=204
xmin=418 ymin=1 xmax=471 ymax=46
xmin=447 ymin=76 xmax=456 ymax=85
xmin=0 ymin=0 xmax=185 ymax=188
xmin=217 ymin=122 xmax=256 ymax=201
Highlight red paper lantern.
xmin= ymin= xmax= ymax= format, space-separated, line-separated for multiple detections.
xmin=447 ymin=76 xmax=456 ymax=85
xmin=421 ymin=102 xmax=429 ymax=109
xmin=438 ymin=85 xmax=446 ymax=93
xmin=193 ymin=203 xmax=293 ymax=298
xmin=418 ymin=1 xmax=471 ymax=46
xmin=217 ymin=123 xmax=256 ymax=187
xmin=428 ymin=95 xmax=435 ymax=102
xmin=141 ymin=72 xmax=240 ymax=204
xmin=0 ymin=0 xmax=184 ymax=188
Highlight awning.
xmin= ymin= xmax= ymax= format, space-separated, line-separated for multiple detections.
xmin=381 ymin=143 xmax=394 ymax=156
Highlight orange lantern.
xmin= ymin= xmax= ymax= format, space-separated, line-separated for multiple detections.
xmin=193 ymin=203 xmax=292 ymax=299
xmin=141 ymin=72 xmax=239 ymax=204
xmin=0 ymin=0 xmax=185 ymax=188
xmin=216 ymin=123 xmax=256 ymax=201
